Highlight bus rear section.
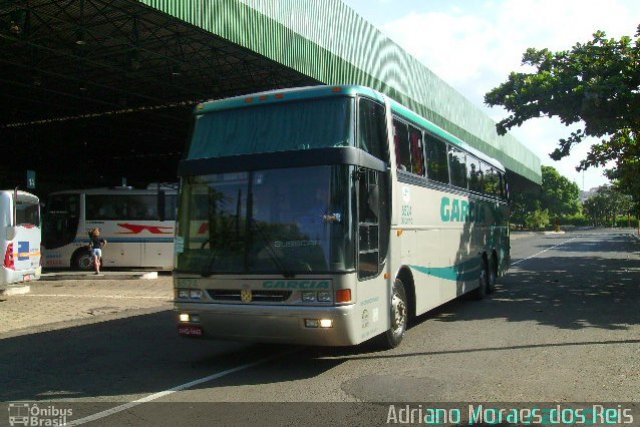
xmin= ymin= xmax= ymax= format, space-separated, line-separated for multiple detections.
xmin=1 ymin=190 xmax=42 ymax=287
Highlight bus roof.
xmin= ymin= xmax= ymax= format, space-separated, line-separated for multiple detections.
xmin=0 ymin=190 xmax=39 ymax=204
xmin=195 ymin=85 xmax=385 ymax=114
xmin=195 ymin=85 xmax=505 ymax=172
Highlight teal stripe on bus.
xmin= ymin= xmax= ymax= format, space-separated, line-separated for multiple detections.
xmin=411 ymin=258 xmax=482 ymax=282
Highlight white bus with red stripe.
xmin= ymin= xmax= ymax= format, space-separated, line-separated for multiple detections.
xmin=1 ymin=190 xmax=42 ymax=287
xmin=42 ymin=184 xmax=178 ymax=270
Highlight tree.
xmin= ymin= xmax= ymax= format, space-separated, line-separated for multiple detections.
xmin=583 ymin=186 xmax=633 ymax=226
xmin=540 ymin=166 xmax=580 ymax=218
xmin=508 ymin=166 xmax=580 ymax=228
xmin=485 ymin=26 xmax=640 ymax=191
xmin=524 ymin=208 xmax=550 ymax=230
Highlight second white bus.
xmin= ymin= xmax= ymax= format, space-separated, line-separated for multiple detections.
xmin=43 ymin=184 xmax=177 ymax=270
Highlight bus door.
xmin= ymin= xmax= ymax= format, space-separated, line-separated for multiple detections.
xmin=357 ymin=168 xmax=390 ymax=279
xmin=357 ymin=169 xmax=381 ymax=280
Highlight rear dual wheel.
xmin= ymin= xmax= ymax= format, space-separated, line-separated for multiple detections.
xmin=472 ymin=257 xmax=491 ymax=300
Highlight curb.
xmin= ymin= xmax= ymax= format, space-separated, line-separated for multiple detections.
xmin=0 ymin=285 xmax=31 ymax=296
xmin=40 ymin=271 xmax=161 ymax=281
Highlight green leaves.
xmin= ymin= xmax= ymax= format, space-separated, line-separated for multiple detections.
xmin=486 ymin=25 xmax=640 ymax=200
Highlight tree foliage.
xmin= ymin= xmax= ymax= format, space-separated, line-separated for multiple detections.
xmin=524 ymin=208 xmax=550 ymax=230
xmin=485 ymin=26 xmax=640 ymax=191
xmin=583 ymin=186 xmax=634 ymax=226
xmin=540 ymin=166 xmax=580 ymax=218
xmin=509 ymin=166 xmax=580 ymax=227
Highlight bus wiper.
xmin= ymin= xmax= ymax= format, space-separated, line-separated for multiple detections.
xmin=250 ymin=218 xmax=295 ymax=279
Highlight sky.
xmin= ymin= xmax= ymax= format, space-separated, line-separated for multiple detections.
xmin=341 ymin=0 xmax=640 ymax=191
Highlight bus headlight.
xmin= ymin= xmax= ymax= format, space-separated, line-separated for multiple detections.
xmin=302 ymin=292 xmax=316 ymax=302
xmin=317 ymin=291 xmax=332 ymax=303
xmin=189 ymin=289 xmax=203 ymax=300
xmin=319 ymin=319 xmax=333 ymax=328
xmin=176 ymin=289 xmax=203 ymax=300
xmin=304 ymin=318 xmax=333 ymax=328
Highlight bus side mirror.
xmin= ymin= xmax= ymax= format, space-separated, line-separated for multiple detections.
xmin=6 ymin=226 xmax=17 ymax=241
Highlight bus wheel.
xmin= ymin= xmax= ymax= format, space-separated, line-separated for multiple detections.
xmin=377 ymin=279 xmax=408 ymax=349
xmin=472 ymin=259 xmax=488 ymax=300
xmin=73 ymin=250 xmax=94 ymax=271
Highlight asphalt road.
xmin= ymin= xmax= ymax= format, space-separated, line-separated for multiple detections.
xmin=1 ymin=229 xmax=638 ymax=426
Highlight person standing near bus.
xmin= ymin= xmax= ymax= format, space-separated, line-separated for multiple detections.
xmin=89 ymin=228 xmax=107 ymax=275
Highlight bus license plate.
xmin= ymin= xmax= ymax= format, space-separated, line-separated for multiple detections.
xmin=178 ymin=325 xmax=203 ymax=337
xmin=23 ymin=275 xmax=32 ymax=281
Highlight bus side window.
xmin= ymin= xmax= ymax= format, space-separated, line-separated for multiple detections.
xmin=500 ymin=173 xmax=508 ymax=200
xmin=408 ymin=125 xmax=425 ymax=176
xmin=448 ymin=146 xmax=468 ymax=189
xmin=357 ymin=98 xmax=387 ymax=161
xmin=483 ymin=164 xmax=500 ymax=197
xmin=393 ymin=119 xmax=410 ymax=172
xmin=424 ymin=133 xmax=449 ymax=184
xmin=467 ymin=156 xmax=483 ymax=193
xmin=165 ymin=194 xmax=178 ymax=220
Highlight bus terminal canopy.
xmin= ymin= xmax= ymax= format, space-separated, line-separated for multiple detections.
xmin=0 ymin=0 xmax=541 ymax=189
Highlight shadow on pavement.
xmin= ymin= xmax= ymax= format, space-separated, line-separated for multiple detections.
xmin=0 ymin=311 xmax=315 ymax=402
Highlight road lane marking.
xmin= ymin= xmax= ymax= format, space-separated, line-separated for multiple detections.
xmin=511 ymin=237 xmax=578 ymax=266
xmin=67 ymin=349 xmax=298 ymax=426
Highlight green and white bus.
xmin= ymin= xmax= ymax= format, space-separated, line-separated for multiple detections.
xmin=174 ymin=85 xmax=509 ymax=348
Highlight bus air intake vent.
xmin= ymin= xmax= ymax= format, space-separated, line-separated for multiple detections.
xmin=206 ymin=289 xmax=292 ymax=303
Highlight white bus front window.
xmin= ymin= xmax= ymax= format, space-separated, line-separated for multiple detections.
xmin=43 ymin=194 xmax=80 ymax=249
xmin=177 ymin=165 xmax=356 ymax=275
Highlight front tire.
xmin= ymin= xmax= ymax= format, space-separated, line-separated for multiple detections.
xmin=377 ymin=279 xmax=408 ymax=350
xmin=73 ymin=249 xmax=94 ymax=271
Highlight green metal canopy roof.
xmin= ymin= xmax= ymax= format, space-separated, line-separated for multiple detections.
xmin=0 ymin=0 xmax=540 ymax=189
xmin=139 ymin=0 xmax=542 ymax=184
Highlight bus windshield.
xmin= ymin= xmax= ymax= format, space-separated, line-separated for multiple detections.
xmin=188 ymin=97 xmax=354 ymax=159
xmin=42 ymin=193 xmax=80 ymax=250
xmin=177 ymin=165 xmax=355 ymax=275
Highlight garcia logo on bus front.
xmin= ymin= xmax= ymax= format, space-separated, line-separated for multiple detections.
xmin=262 ymin=280 xmax=330 ymax=290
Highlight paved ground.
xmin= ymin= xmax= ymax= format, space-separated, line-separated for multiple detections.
xmin=0 ymin=274 xmax=172 ymax=336
xmin=0 ymin=229 xmax=638 ymax=426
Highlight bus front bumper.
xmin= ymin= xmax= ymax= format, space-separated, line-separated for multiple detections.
xmin=174 ymin=302 xmax=364 ymax=346
xmin=0 ymin=266 xmax=41 ymax=288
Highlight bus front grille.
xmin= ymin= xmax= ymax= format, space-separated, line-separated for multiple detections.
xmin=206 ymin=289 xmax=292 ymax=303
